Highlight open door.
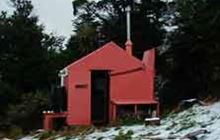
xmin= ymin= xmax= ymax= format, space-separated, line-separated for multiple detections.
xmin=91 ymin=70 xmax=109 ymax=124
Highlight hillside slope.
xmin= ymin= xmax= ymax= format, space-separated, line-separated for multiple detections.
xmin=20 ymin=101 xmax=220 ymax=140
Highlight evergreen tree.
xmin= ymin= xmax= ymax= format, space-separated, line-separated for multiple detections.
xmin=158 ymin=0 xmax=220 ymax=107
xmin=69 ymin=0 xmax=166 ymax=58
xmin=0 ymin=0 xmax=64 ymax=132
xmin=0 ymin=0 xmax=64 ymax=92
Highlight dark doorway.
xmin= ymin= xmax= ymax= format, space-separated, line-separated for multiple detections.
xmin=91 ymin=70 xmax=110 ymax=124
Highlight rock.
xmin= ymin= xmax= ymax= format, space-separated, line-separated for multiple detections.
xmin=143 ymin=135 xmax=172 ymax=140
xmin=167 ymin=134 xmax=181 ymax=139
xmin=181 ymin=129 xmax=209 ymax=139
xmin=179 ymin=99 xmax=206 ymax=110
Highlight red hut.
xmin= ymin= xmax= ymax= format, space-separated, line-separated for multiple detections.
xmin=43 ymin=6 xmax=159 ymax=130
xmin=43 ymin=41 xmax=159 ymax=130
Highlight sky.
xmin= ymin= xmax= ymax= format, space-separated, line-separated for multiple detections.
xmin=0 ymin=0 xmax=73 ymax=38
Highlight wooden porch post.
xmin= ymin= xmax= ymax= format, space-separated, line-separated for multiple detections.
xmin=134 ymin=104 xmax=137 ymax=115
xmin=156 ymin=103 xmax=160 ymax=117
xmin=113 ymin=104 xmax=117 ymax=121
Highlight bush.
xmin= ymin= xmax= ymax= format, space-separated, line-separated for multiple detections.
xmin=0 ymin=82 xmax=16 ymax=118
xmin=117 ymin=116 xmax=143 ymax=126
xmin=114 ymin=130 xmax=134 ymax=140
xmin=6 ymin=126 xmax=23 ymax=139
xmin=37 ymin=131 xmax=56 ymax=140
xmin=6 ymin=90 xmax=49 ymax=131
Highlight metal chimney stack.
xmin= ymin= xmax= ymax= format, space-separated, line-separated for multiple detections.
xmin=125 ymin=5 xmax=133 ymax=56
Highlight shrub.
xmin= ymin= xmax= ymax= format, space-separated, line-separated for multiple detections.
xmin=7 ymin=126 xmax=23 ymax=139
xmin=37 ymin=131 xmax=56 ymax=140
xmin=6 ymin=90 xmax=49 ymax=131
xmin=114 ymin=130 xmax=134 ymax=140
xmin=118 ymin=116 xmax=143 ymax=126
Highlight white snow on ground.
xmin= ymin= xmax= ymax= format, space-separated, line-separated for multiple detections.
xmin=20 ymin=101 xmax=220 ymax=140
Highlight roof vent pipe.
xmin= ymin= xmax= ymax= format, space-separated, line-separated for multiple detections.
xmin=58 ymin=68 xmax=68 ymax=87
xmin=125 ymin=5 xmax=133 ymax=56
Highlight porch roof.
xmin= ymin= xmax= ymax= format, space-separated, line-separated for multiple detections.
xmin=111 ymin=100 xmax=158 ymax=105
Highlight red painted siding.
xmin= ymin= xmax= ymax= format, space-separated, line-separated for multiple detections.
xmin=64 ymin=42 xmax=157 ymax=125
